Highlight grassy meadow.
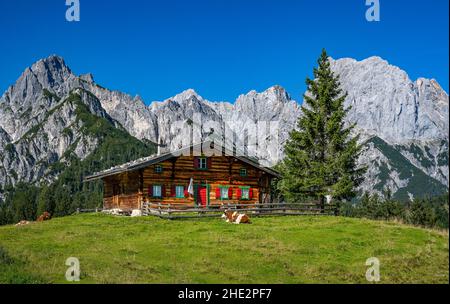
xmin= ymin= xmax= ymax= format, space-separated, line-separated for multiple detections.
xmin=0 ymin=213 xmax=448 ymax=284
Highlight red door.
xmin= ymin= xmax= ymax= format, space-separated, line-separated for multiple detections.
xmin=197 ymin=186 xmax=208 ymax=207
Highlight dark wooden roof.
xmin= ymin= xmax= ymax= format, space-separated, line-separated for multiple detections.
xmin=84 ymin=141 xmax=280 ymax=182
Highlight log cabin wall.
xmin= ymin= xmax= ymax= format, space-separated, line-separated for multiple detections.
xmin=103 ymin=171 xmax=140 ymax=210
xmin=102 ymin=155 xmax=275 ymax=210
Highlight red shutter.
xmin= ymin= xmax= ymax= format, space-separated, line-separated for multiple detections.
xmin=193 ymin=157 xmax=199 ymax=169
xmin=171 ymin=185 xmax=176 ymax=197
xmin=184 ymin=190 xmax=189 ymax=198
xmin=207 ymin=158 xmax=212 ymax=170
xmin=237 ymin=188 xmax=242 ymax=199
xmin=249 ymin=188 xmax=253 ymax=199
xmin=161 ymin=185 xmax=166 ymax=198
xmin=148 ymin=185 xmax=153 ymax=197
xmin=228 ymin=187 xmax=233 ymax=199
xmin=215 ymin=187 xmax=221 ymax=199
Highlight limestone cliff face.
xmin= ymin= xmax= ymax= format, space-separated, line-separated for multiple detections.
xmin=330 ymin=56 xmax=448 ymax=143
xmin=0 ymin=88 xmax=109 ymax=188
xmin=0 ymin=55 xmax=448 ymax=201
xmin=79 ymin=81 xmax=159 ymax=142
xmin=0 ymin=56 xmax=122 ymax=189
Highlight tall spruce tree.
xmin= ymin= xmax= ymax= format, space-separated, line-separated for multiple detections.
xmin=279 ymin=49 xmax=365 ymax=209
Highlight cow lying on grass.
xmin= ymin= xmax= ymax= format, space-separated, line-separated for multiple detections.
xmin=15 ymin=212 xmax=51 ymax=227
xmin=221 ymin=210 xmax=251 ymax=224
xmin=15 ymin=220 xmax=30 ymax=226
xmin=37 ymin=212 xmax=51 ymax=222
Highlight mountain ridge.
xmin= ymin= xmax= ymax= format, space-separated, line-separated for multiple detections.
xmin=0 ymin=55 xmax=448 ymax=201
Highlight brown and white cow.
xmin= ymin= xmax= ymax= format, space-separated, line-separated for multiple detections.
xmin=15 ymin=220 xmax=30 ymax=227
xmin=221 ymin=210 xmax=251 ymax=224
xmin=37 ymin=212 xmax=51 ymax=222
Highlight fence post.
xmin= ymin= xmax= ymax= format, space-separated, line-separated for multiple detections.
xmin=158 ymin=203 xmax=162 ymax=218
xmin=76 ymin=208 xmax=80 ymax=215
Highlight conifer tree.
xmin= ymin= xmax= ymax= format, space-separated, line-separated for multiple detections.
xmin=278 ymin=49 xmax=365 ymax=210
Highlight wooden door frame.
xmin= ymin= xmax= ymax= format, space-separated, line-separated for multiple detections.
xmin=195 ymin=184 xmax=210 ymax=206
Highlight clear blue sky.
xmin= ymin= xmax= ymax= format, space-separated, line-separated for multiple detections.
xmin=0 ymin=0 xmax=448 ymax=104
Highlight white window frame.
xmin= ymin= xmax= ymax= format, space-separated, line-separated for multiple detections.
xmin=175 ymin=185 xmax=184 ymax=198
xmin=220 ymin=187 xmax=229 ymax=200
xmin=199 ymin=158 xmax=207 ymax=169
xmin=240 ymin=168 xmax=247 ymax=177
xmin=241 ymin=188 xmax=250 ymax=200
xmin=153 ymin=185 xmax=162 ymax=198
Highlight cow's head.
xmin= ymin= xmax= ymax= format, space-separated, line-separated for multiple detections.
xmin=222 ymin=210 xmax=234 ymax=221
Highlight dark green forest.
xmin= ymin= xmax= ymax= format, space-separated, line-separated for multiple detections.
xmin=339 ymin=192 xmax=449 ymax=229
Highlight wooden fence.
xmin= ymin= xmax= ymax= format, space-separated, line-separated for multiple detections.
xmin=75 ymin=208 xmax=103 ymax=214
xmin=141 ymin=201 xmax=338 ymax=219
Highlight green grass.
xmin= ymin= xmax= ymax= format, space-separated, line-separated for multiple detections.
xmin=0 ymin=214 xmax=448 ymax=284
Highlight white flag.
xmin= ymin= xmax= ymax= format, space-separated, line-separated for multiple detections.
xmin=188 ymin=178 xmax=194 ymax=195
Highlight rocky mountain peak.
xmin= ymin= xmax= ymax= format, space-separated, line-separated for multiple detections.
xmin=0 ymin=55 xmax=81 ymax=141
xmin=171 ymin=89 xmax=204 ymax=104
xmin=233 ymin=86 xmax=298 ymax=124
xmin=29 ymin=55 xmax=74 ymax=90
xmin=362 ymin=55 xmax=388 ymax=64
xmin=329 ymin=56 xmax=448 ymax=144
xmin=31 ymin=55 xmax=70 ymax=73
xmin=238 ymin=85 xmax=293 ymax=104
xmin=265 ymin=85 xmax=292 ymax=102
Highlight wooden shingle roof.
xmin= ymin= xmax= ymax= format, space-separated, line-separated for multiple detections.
xmin=84 ymin=141 xmax=280 ymax=182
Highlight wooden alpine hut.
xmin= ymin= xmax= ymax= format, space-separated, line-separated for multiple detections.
xmin=84 ymin=141 xmax=279 ymax=211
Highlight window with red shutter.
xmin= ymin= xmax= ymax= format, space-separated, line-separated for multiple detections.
xmin=215 ymin=187 xmax=221 ymax=199
xmin=148 ymin=185 xmax=153 ymax=197
xmin=240 ymin=187 xmax=250 ymax=200
xmin=228 ymin=187 xmax=233 ymax=199
xmin=249 ymin=188 xmax=253 ymax=199
xmin=237 ymin=188 xmax=242 ymax=199
xmin=161 ymin=185 xmax=166 ymax=198
xmin=193 ymin=157 xmax=199 ymax=169
xmin=171 ymin=185 xmax=176 ymax=197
